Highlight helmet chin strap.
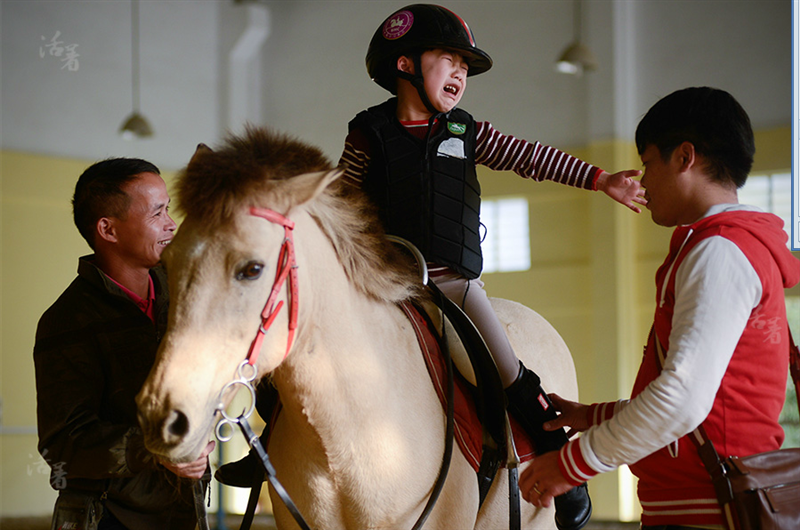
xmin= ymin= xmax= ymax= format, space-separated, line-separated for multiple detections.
xmin=396 ymin=53 xmax=442 ymax=117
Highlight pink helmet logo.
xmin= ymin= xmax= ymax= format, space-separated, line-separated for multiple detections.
xmin=383 ymin=10 xmax=414 ymax=40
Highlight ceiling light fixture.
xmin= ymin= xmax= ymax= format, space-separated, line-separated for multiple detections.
xmin=119 ymin=0 xmax=153 ymax=139
xmin=555 ymin=0 xmax=597 ymax=76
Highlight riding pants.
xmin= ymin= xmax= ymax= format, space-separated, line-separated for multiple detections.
xmin=430 ymin=271 xmax=520 ymax=386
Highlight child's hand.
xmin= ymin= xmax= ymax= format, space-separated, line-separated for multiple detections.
xmin=596 ymin=170 xmax=646 ymax=213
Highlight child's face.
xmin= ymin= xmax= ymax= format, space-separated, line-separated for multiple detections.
xmin=418 ymin=49 xmax=469 ymax=113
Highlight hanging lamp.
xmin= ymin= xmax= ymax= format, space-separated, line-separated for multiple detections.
xmin=119 ymin=0 xmax=153 ymax=139
xmin=555 ymin=0 xmax=598 ymax=76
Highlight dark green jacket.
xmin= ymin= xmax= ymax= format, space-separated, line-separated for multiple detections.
xmin=34 ymin=256 xmax=197 ymax=530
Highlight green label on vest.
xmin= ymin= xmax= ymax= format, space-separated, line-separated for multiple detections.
xmin=448 ymin=123 xmax=467 ymax=135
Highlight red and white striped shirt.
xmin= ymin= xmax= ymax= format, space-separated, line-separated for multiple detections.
xmin=338 ymin=120 xmax=603 ymax=191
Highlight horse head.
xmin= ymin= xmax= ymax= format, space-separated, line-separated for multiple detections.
xmin=135 ymin=129 xmax=343 ymax=461
xmin=136 ymin=127 xmax=421 ymax=463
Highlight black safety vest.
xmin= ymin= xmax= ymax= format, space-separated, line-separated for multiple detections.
xmin=350 ymin=98 xmax=483 ymax=279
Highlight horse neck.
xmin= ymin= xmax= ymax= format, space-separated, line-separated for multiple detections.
xmin=270 ymin=212 xmax=438 ymax=465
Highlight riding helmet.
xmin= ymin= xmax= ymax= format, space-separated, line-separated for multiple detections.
xmin=366 ymin=4 xmax=493 ymax=93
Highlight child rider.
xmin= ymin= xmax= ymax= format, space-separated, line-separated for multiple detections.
xmin=338 ymin=5 xmax=646 ymax=530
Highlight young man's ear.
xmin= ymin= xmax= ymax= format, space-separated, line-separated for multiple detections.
xmin=674 ymin=141 xmax=697 ymax=172
xmin=396 ymin=55 xmax=414 ymax=75
xmin=96 ymin=217 xmax=118 ymax=244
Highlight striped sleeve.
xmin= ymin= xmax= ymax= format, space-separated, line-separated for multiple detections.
xmin=474 ymin=122 xmax=603 ymax=190
xmin=558 ymin=438 xmax=600 ymax=486
xmin=587 ymin=400 xmax=629 ymax=426
xmin=337 ymin=129 xmax=371 ymax=187
xmin=559 ymin=400 xmax=630 ymax=485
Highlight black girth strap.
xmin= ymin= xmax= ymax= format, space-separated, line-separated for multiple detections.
xmin=192 ymin=480 xmax=210 ymax=530
xmin=506 ymin=415 xmax=522 ymax=529
xmin=508 ymin=466 xmax=521 ymax=527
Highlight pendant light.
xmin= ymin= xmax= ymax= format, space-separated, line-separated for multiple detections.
xmin=119 ymin=0 xmax=153 ymax=139
xmin=555 ymin=0 xmax=598 ymax=76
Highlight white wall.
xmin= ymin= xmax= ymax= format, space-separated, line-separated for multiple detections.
xmin=629 ymin=0 xmax=790 ymax=135
xmin=1 ymin=1 xmax=789 ymax=167
xmin=582 ymin=0 xmax=790 ymax=141
xmin=1 ymin=0 xmax=221 ymax=169
xmin=5 ymin=0 xmax=788 ymax=171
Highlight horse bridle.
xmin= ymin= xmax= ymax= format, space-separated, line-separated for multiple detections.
xmin=245 ymin=207 xmax=299 ymax=366
xmin=215 ymin=206 xmax=298 ymax=437
xmin=214 ymin=207 xmax=312 ymax=530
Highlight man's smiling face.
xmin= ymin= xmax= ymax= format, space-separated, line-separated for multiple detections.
xmin=111 ymin=172 xmax=177 ymax=269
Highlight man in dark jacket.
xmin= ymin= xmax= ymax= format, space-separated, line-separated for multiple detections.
xmin=34 ymin=158 xmax=214 ymax=530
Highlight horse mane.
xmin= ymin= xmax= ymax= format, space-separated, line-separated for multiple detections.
xmin=177 ymin=126 xmax=423 ymax=303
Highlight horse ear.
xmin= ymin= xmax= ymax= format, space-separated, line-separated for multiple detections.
xmin=189 ymin=143 xmax=213 ymax=166
xmin=292 ymin=167 xmax=344 ymax=206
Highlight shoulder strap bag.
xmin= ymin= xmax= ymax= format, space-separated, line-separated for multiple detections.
xmin=654 ymin=326 xmax=800 ymax=530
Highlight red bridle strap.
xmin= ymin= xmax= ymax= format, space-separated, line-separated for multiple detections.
xmin=246 ymin=207 xmax=299 ymax=366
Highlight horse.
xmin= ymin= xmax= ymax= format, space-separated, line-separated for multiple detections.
xmin=136 ymin=127 xmax=579 ymax=530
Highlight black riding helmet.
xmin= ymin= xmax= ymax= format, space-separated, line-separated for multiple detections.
xmin=366 ymin=4 xmax=493 ymax=98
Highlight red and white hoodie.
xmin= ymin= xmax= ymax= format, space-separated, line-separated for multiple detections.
xmin=558 ymin=204 xmax=800 ymax=528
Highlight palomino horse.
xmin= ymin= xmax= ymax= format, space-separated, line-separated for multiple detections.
xmin=136 ymin=128 xmax=578 ymax=529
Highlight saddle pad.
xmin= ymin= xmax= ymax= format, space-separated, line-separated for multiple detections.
xmin=400 ymin=302 xmax=536 ymax=472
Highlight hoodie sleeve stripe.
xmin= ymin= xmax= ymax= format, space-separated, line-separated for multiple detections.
xmin=558 ymin=439 xmax=599 ymax=486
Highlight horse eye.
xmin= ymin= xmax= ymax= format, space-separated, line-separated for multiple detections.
xmin=236 ymin=261 xmax=264 ymax=281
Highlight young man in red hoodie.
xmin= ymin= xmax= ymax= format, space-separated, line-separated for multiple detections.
xmin=519 ymin=86 xmax=800 ymax=530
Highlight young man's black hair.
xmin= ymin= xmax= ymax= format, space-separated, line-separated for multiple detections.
xmin=635 ymin=86 xmax=755 ymax=189
xmin=72 ymin=158 xmax=161 ymax=249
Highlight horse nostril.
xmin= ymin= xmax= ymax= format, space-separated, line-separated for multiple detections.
xmin=164 ymin=409 xmax=189 ymax=439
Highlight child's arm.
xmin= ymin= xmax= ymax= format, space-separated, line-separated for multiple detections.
xmin=594 ymin=170 xmax=646 ymax=213
xmin=338 ymin=130 xmax=371 ymax=187
xmin=475 ymin=122 xmax=646 ymax=212
xmin=476 ymin=122 xmax=597 ymax=189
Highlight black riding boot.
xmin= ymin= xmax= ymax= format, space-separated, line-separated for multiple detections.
xmin=214 ymin=380 xmax=278 ymax=488
xmin=505 ymin=361 xmax=592 ymax=530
